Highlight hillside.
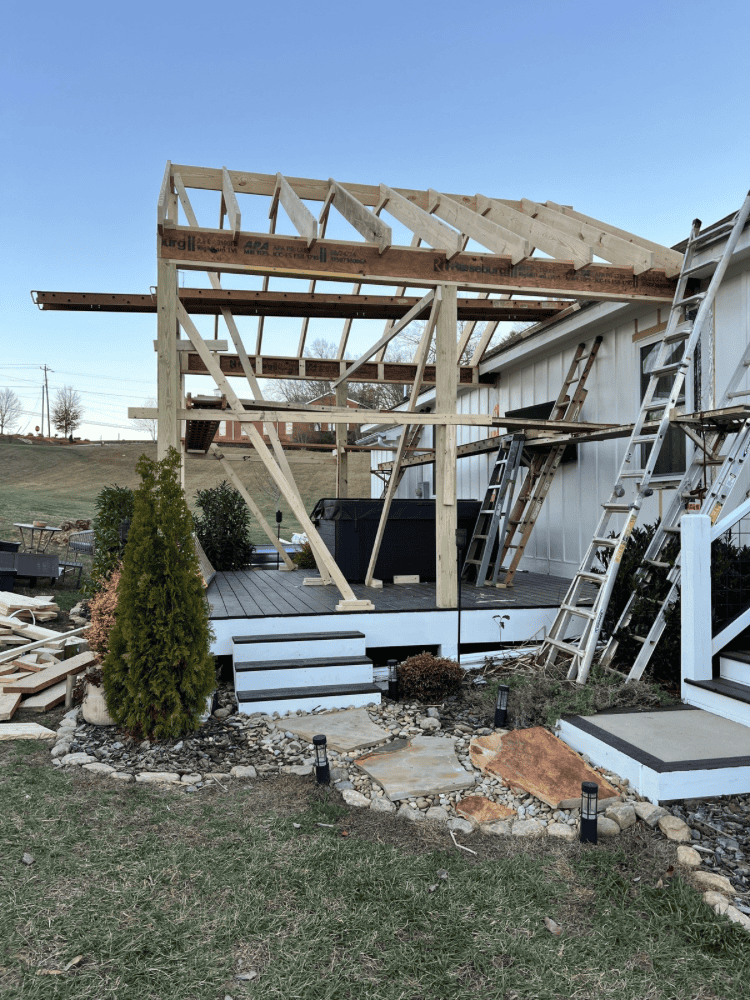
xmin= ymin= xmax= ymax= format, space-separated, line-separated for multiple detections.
xmin=0 ymin=441 xmax=373 ymax=547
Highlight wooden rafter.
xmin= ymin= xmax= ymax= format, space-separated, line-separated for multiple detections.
xmin=378 ymin=185 xmax=463 ymax=259
xmin=428 ymin=190 xmax=530 ymax=264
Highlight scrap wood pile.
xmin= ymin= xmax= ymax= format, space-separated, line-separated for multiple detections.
xmin=0 ymin=591 xmax=60 ymax=622
xmin=0 ymin=641 xmax=95 ymax=721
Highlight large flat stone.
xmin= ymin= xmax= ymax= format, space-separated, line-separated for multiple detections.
xmin=284 ymin=707 xmax=389 ymax=753
xmin=356 ymin=734 xmax=475 ymax=801
xmin=469 ymin=727 xmax=618 ymax=809
xmin=0 ymin=723 xmax=56 ymax=741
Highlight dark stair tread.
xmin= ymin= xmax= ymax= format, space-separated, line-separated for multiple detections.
xmin=684 ymin=677 xmax=750 ymax=705
xmin=721 ymin=650 xmax=750 ymax=666
xmin=236 ymin=682 xmax=381 ymax=702
xmin=233 ymin=630 xmax=366 ymax=644
xmin=235 ymin=655 xmax=373 ymax=672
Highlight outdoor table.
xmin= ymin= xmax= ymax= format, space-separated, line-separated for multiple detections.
xmin=13 ymin=523 xmax=63 ymax=554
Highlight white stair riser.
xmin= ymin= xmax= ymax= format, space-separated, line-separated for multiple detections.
xmin=237 ymin=691 xmax=381 ymax=715
xmin=233 ymin=637 xmax=366 ymax=661
xmin=681 ymin=681 xmax=750 ymax=730
xmin=237 ymin=663 xmax=373 ymax=691
xmin=720 ymin=656 xmax=750 ymax=685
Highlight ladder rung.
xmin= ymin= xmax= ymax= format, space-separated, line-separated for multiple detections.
xmin=561 ymin=603 xmax=595 ymax=620
xmin=630 ymin=634 xmax=648 ymax=644
xmin=680 ymin=258 xmax=721 ymax=277
xmin=663 ymin=328 xmax=692 ymax=344
xmin=650 ymin=362 xmax=684 ymax=378
xmin=674 ymin=292 xmax=705 ymax=308
xmin=602 ymin=503 xmax=630 ymax=511
xmin=578 ymin=571 xmax=604 ymax=583
xmin=621 ymin=471 xmax=646 ymax=478
xmin=663 ymin=526 xmax=681 ymax=533
xmin=592 ymin=537 xmax=617 ymax=547
xmin=474 ymin=534 xmax=488 ymax=540
xmin=632 ymin=435 xmax=657 ymax=444
xmin=728 ymin=389 xmax=750 ymax=399
xmin=545 ymin=637 xmax=581 ymax=656
xmin=644 ymin=559 xmax=670 ymax=569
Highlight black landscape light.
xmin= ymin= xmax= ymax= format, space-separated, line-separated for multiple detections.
xmin=494 ymin=684 xmax=510 ymax=728
xmin=455 ymin=528 xmax=467 ymax=666
xmin=313 ymin=734 xmax=330 ymax=785
xmin=275 ymin=508 xmax=283 ymax=569
xmin=580 ymin=781 xmax=599 ymax=844
xmin=387 ymin=659 xmax=399 ymax=701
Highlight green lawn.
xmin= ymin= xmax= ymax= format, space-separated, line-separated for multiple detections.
xmin=1 ymin=734 xmax=747 ymax=1000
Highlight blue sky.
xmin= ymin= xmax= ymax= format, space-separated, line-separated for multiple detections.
xmin=3 ymin=0 xmax=749 ymax=439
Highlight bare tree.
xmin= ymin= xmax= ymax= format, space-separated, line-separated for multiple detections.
xmin=0 ymin=388 xmax=22 ymax=434
xmin=132 ymin=397 xmax=157 ymax=441
xmin=51 ymin=385 xmax=84 ymax=437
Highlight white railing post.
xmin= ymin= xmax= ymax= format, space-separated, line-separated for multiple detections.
xmin=681 ymin=514 xmax=713 ymax=691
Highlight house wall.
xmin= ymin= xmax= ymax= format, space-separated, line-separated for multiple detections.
xmin=370 ymin=237 xmax=750 ymax=579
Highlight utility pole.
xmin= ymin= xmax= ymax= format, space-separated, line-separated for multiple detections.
xmin=40 ymin=365 xmax=52 ymax=438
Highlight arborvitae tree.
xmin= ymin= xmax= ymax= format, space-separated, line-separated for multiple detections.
xmin=103 ymin=448 xmax=215 ymax=739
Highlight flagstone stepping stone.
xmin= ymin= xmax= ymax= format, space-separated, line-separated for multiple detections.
xmin=457 ymin=795 xmax=515 ymax=825
xmin=356 ymin=734 xmax=475 ymax=801
xmin=284 ymin=707 xmax=390 ymax=753
xmin=469 ymin=727 xmax=618 ymax=809
xmin=0 ymin=722 xmax=56 ymax=741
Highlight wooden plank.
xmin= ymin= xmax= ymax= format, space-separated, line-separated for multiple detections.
xmin=185 ymin=351 xmax=486 ymax=386
xmin=159 ymin=227 xmax=678 ymax=302
xmin=435 ymin=284 xmax=458 ymax=609
xmin=477 ymin=195 xmax=592 ymax=270
xmin=329 ymin=180 xmax=391 ymax=253
xmin=0 ymin=627 xmax=87 ymax=666
xmin=21 ymin=680 xmax=67 ymax=713
xmin=1 ymin=672 xmax=33 ymax=688
xmin=3 ymin=650 xmax=95 ymax=694
xmin=276 ymin=173 xmax=318 ymax=247
xmin=0 ymin=617 xmax=66 ymax=642
xmin=0 ymin=692 xmax=21 ymax=721
xmin=379 ymin=185 xmax=462 ymax=258
xmin=330 ymin=290 xmax=434 ymax=388
xmin=156 ymin=259 xmax=180 ymax=461
xmin=221 ymin=166 xmax=241 ymax=240
xmin=429 ymin=191 xmax=530 ymax=264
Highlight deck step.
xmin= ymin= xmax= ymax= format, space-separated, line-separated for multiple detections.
xmin=684 ymin=677 xmax=750 ymax=706
xmin=235 ymin=682 xmax=381 ymax=716
xmin=235 ymin=655 xmax=374 ymax=692
xmin=720 ymin=650 xmax=750 ymax=685
xmin=232 ymin=630 xmax=367 ymax=661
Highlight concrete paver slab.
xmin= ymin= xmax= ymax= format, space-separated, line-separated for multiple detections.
xmin=470 ymin=727 xmax=618 ymax=808
xmin=0 ymin=723 xmax=56 ymax=740
xmin=356 ymin=735 xmax=475 ymax=801
xmin=284 ymin=707 xmax=390 ymax=753
xmin=583 ymin=709 xmax=750 ymax=762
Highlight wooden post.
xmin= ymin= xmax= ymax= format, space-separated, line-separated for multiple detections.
xmin=156 ymin=259 xmax=180 ymax=464
xmin=336 ymin=382 xmax=349 ymax=498
xmin=435 ymin=284 xmax=458 ymax=608
xmin=681 ymin=514 xmax=713 ymax=693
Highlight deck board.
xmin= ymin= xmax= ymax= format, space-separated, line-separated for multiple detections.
xmin=208 ymin=568 xmax=580 ymax=620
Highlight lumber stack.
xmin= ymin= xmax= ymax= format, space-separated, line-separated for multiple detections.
xmin=0 ymin=648 xmax=95 ymax=720
xmin=0 ymin=591 xmax=59 ymax=622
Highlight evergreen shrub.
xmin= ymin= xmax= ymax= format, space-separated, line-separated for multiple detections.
xmin=85 ymin=484 xmax=134 ymax=595
xmin=194 ymin=481 xmax=254 ymax=571
xmin=398 ymin=652 xmax=464 ymax=701
xmin=292 ymin=541 xmax=316 ymax=569
xmin=103 ymin=449 xmax=215 ymax=740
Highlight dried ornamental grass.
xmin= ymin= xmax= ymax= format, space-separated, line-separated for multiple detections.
xmin=398 ymin=652 xmax=464 ymax=701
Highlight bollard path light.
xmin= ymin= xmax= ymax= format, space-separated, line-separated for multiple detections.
xmin=313 ymin=734 xmax=330 ymax=785
xmin=387 ymin=659 xmax=399 ymax=701
xmin=494 ymin=684 xmax=510 ymax=728
xmin=580 ymin=781 xmax=599 ymax=844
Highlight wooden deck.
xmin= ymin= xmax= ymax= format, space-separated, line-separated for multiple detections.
xmin=208 ymin=568 xmax=581 ymax=620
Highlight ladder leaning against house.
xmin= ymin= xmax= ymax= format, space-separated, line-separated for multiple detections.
xmin=535 ymin=191 xmax=750 ymax=684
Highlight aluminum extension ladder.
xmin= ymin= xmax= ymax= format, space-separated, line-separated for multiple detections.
xmin=536 ymin=191 xmax=750 ymax=684
xmin=461 ymin=434 xmax=525 ymax=587
xmin=379 ymin=425 xmax=424 ymax=498
xmin=497 ymin=337 xmax=603 ymax=588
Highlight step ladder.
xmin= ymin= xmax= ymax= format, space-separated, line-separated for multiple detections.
xmin=601 ymin=401 xmax=750 ymax=680
xmin=379 ymin=425 xmax=424 ymax=498
xmin=461 ymin=434 xmax=525 ymax=587
xmin=497 ymin=337 xmax=603 ymax=588
xmin=535 ymin=191 xmax=750 ymax=684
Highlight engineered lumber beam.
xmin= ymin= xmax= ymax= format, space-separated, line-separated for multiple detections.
xmin=379 ymin=186 xmax=463 ymax=259
xmin=158 ymin=227 xmax=678 ymax=302
xmin=428 ymin=190 xmax=530 ymax=264
xmin=330 ymin=290 xmax=434 ymax=388
xmin=33 ymin=290 xmax=569 ymax=322
xmin=275 ymin=173 xmax=318 ymax=247
xmin=329 ymin=179 xmax=391 ymax=253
